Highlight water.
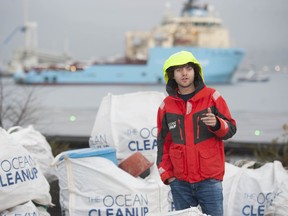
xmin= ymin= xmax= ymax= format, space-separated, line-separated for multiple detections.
xmin=1 ymin=71 xmax=288 ymax=144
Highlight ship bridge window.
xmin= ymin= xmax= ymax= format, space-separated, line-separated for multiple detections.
xmin=194 ymin=22 xmax=218 ymax=27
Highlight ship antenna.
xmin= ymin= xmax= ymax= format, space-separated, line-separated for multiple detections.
xmin=182 ymin=0 xmax=194 ymax=15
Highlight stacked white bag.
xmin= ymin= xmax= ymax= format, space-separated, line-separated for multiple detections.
xmin=89 ymin=91 xmax=166 ymax=162
xmin=8 ymin=125 xmax=57 ymax=183
xmin=223 ymin=161 xmax=288 ymax=216
xmin=148 ymin=207 xmax=208 ymax=216
xmin=0 ymin=127 xmax=53 ymax=213
xmin=0 ymin=201 xmax=50 ymax=216
xmin=54 ymin=155 xmax=171 ymax=215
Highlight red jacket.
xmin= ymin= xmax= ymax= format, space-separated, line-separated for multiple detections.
xmin=156 ymin=84 xmax=236 ymax=184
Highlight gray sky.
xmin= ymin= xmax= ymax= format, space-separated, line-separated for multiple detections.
xmin=0 ymin=0 xmax=288 ymax=70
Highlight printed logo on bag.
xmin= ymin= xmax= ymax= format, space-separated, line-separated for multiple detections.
xmin=87 ymin=193 xmax=149 ymax=216
xmin=89 ymin=127 xmax=158 ymax=153
xmin=89 ymin=134 xmax=109 ymax=148
xmin=241 ymin=190 xmax=283 ymax=216
xmin=0 ymin=154 xmax=39 ymax=187
xmin=126 ymin=127 xmax=157 ymax=152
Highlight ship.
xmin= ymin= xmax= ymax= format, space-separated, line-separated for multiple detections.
xmin=14 ymin=0 xmax=244 ymax=85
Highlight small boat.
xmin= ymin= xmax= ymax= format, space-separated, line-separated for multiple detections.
xmin=14 ymin=0 xmax=244 ymax=85
xmin=238 ymin=70 xmax=270 ymax=82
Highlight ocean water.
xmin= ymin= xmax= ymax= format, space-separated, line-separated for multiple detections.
xmin=1 ymin=71 xmax=288 ymax=144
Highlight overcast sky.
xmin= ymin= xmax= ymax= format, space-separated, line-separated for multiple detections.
xmin=0 ymin=0 xmax=288 ymax=70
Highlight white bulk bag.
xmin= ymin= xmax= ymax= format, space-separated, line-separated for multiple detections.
xmin=0 ymin=201 xmax=50 ymax=216
xmin=264 ymin=180 xmax=288 ymax=215
xmin=54 ymin=154 xmax=172 ymax=216
xmin=89 ymin=91 xmax=165 ymax=161
xmin=148 ymin=207 xmax=208 ymax=216
xmin=8 ymin=125 xmax=57 ymax=182
xmin=0 ymin=127 xmax=53 ymax=211
xmin=223 ymin=161 xmax=288 ymax=216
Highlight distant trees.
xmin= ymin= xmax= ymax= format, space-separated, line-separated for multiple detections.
xmin=0 ymin=78 xmax=40 ymax=129
xmin=255 ymin=124 xmax=288 ymax=167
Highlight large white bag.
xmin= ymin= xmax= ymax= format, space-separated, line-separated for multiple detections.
xmin=8 ymin=125 xmax=57 ymax=182
xmin=148 ymin=207 xmax=208 ymax=216
xmin=0 ymin=201 xmax=50 ymax=216
xmin=53 ymin=153 xmax=172 ymax=216
xmin=223 ymin=161 xmax=288 ymax=216
xmin=0 ymin=127 xmax=53 ymax=211
xmin=89 ymin=91 xmax=165 ymax=161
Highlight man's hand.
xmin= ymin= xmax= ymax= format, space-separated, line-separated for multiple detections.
xmin=201 ymin=107 xmax=217 ymax=127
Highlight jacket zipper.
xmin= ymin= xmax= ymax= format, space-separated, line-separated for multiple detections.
xmin=197 ymin=116 xmax=200 ymax=139
xmin=178 ymin=119 xmax=183 ymax=141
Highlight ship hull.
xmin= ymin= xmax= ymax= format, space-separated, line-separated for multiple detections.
xmin=14 ymin=47 xmax=244 ymax=85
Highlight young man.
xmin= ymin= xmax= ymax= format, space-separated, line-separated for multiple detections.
xmin=156 ymin=51 xmax=236 ymax=216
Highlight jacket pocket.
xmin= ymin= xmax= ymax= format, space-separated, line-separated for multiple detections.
xmin=193 ymin=112 xmax=215 ymax=144
xmin=169 ymin=148 xmax=186 ymax=179
xmin=199 ymin=148 xmax=221 ymax=178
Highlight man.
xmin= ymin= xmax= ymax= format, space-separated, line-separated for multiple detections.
xmin=156 ymin=51 xmax=236 ymax=216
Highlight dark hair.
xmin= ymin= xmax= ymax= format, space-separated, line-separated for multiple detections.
xmin=166 ymin=62 xmax=203 ymax=87
xmin=192 ymin=62 xmax=203 ymax=86
xmin=166 ymin=67 xmax=175 ymax=80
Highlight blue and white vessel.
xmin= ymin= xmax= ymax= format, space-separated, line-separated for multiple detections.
xmin=14 ymin=0 xmax=244 ymax=85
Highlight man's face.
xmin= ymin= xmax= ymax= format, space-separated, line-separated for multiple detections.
xmin=173 ymin=64 xmax=195 ymax=89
